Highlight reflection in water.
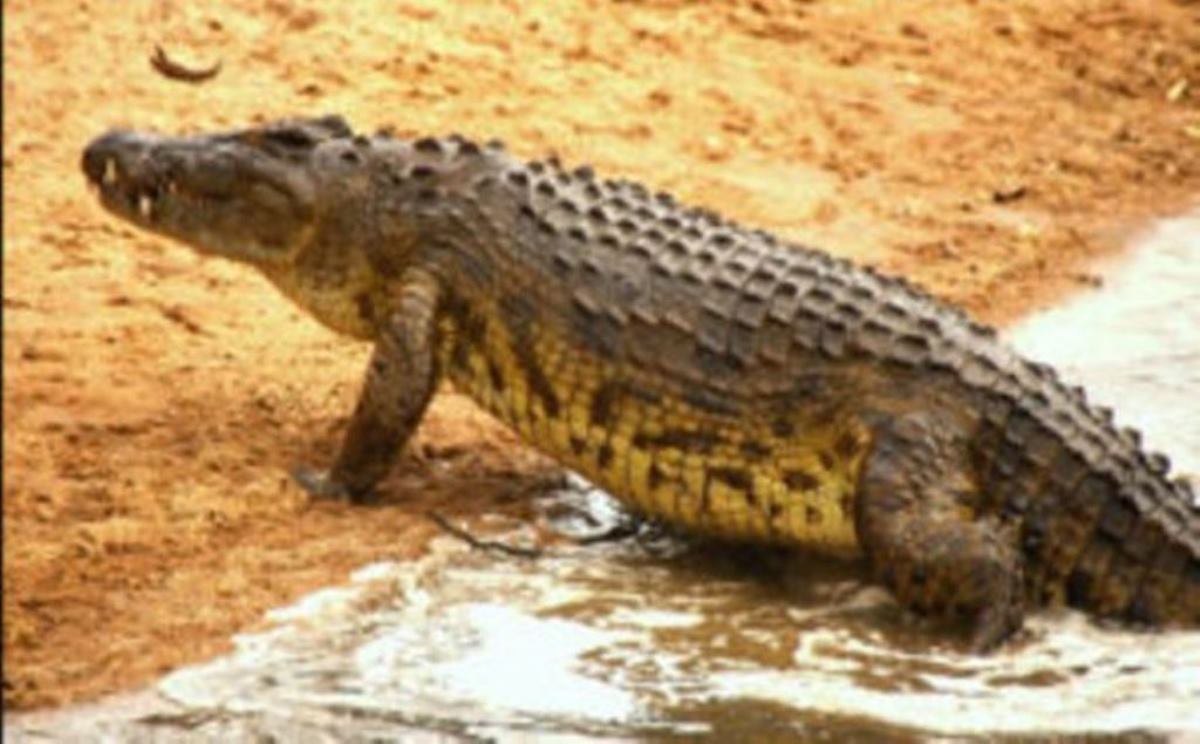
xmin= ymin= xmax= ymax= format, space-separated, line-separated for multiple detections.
xmin=9 ymin=214 xmax=1200 ymax=742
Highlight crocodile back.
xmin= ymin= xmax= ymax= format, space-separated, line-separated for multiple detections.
xmin=382 ymin=135 xmax=1197 ymax=619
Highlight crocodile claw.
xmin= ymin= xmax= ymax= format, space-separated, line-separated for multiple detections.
xmin=291 ymin=467 xmax=379 ymax=505
xmin=966 ymin=589 xmax=1024 ymax=653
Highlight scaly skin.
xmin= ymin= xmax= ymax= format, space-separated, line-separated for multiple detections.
xmin=82 ymin=116 xmax=1199 ymax=649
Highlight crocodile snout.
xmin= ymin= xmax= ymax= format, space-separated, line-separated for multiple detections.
xmin=82 ymin=130 xmax=174 ymax=224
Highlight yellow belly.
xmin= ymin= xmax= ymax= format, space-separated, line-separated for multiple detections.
xmin=438 ymin=317 xmax=867 ymax=557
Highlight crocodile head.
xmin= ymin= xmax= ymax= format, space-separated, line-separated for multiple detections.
xmin=82 ymin=115 xmax=358 ymax=265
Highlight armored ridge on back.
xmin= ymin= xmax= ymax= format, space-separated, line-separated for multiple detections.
xmin=82 ymin=115 xmax=1199 ymax=650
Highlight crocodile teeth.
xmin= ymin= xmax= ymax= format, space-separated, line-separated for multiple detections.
xmin=138 ymin=194 xmax=153 ymax=219
xmin=103 ymin=158 xmax=118 ymax=186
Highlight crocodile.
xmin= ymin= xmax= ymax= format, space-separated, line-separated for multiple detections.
xmin=81 ymin=115 xmax=1199 ymax=650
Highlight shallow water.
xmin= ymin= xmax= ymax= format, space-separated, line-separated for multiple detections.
xmin=159 ymin=492 xmax=1200 ymax=740
xmin=1007 ymin=214 xmax=1200 ymax=480
xmin=9 ymin=213 xmax=1200 ymax=742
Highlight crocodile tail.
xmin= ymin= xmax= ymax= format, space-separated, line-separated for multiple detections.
xmin=1039 ymin=468 xmax=1199 ymax=626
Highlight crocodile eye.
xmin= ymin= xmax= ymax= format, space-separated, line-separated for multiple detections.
xmin=264 ymin=128 xmax=317 ymax=149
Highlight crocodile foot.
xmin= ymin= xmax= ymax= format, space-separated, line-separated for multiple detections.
xmin=857 ymin=413 xmax=1027 ymax=652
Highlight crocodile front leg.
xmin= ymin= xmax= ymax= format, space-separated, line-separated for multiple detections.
xmin=857 ymin=413 xmax=1025 ymax=651
xmin=295 ymin=268 xmax=441 ymax=503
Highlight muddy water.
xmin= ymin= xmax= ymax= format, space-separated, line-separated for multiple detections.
xmin=9 ymin=214 xmax=1200 ymax=742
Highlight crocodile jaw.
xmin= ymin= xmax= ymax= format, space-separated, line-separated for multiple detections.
xmin=81 ymin=124 xmax=322 ymax=265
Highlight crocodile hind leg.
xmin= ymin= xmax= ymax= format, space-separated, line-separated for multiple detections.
xmin=294 ymin=269 xmax=442 ymax=503
xmin=856 ymin=413 xmax=1025 ymax=651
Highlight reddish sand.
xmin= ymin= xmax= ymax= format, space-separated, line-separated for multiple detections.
xmin=4 ymin=0 xmax=1198 ymax=709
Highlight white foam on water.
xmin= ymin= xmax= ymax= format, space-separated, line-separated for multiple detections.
xmin=153 ymin=526 xmax=1200 ymax=738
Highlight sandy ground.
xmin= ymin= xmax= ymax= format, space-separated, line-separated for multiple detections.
xmin=4 ymin=0 xmax=1198 ymax=710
